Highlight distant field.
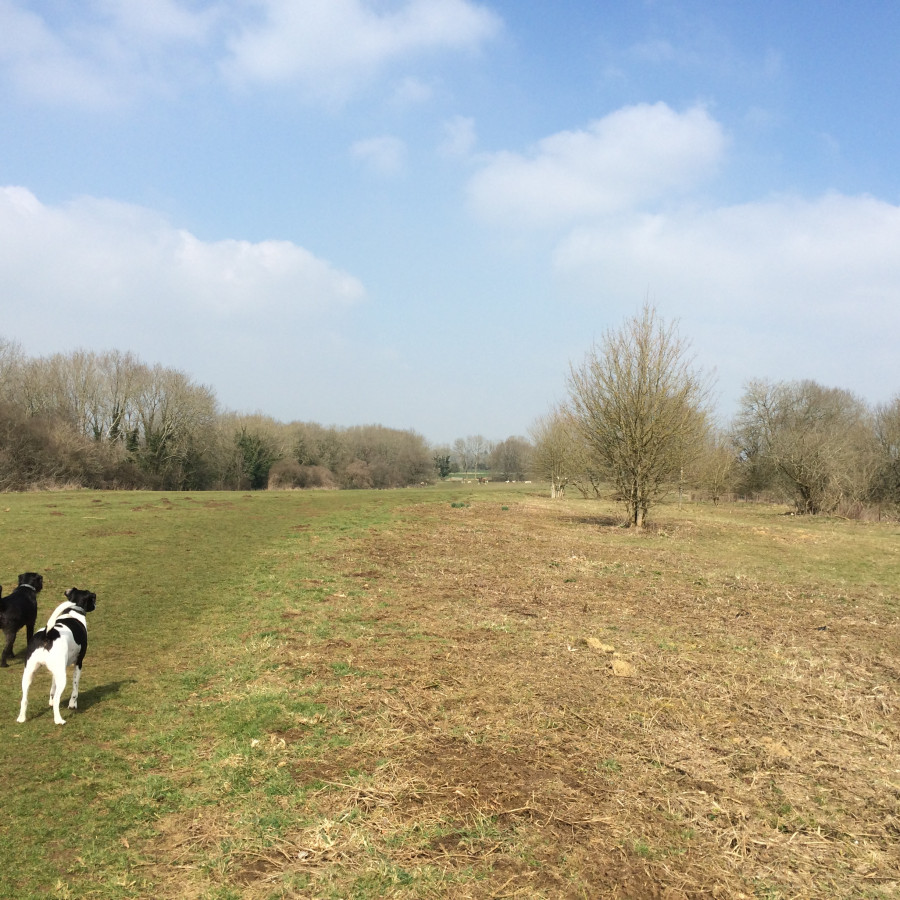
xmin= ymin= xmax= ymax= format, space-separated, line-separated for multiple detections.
xmin=0 ymin=486 xmax=898 ymax=899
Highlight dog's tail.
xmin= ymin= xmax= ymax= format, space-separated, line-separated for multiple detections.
xmin=24 ymin=628 xmax=58 ymax=660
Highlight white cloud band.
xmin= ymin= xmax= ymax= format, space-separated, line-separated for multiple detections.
xmin=0 ymin=186 xmax=365 ymax=322
xmin=467 ymin=103 xmax=726 ymax=227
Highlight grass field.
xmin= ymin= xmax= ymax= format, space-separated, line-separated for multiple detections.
xmin=0 ymin=485 xmax=898 ymax=899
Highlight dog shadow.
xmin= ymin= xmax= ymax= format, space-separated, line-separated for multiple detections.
xmin=20 ymin=679 xmax=134 ymax=720
xmin=73 ymin=679 xmax=134 ymax=712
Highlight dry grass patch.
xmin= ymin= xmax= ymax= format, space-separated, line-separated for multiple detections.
xmin=140 ymin=494 xmax=899 ymax=899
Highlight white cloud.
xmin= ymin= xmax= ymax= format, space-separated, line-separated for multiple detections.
xmin=467 ymin=103 xmax=727 ymax=227
xmin=555 ymin=193 xmax=900 ymax=308
xmin=0 ymin=0 xmax=119 ymax=107
xmin=95 ymin=0 xmax=217 ymax=43
xmin=222 ymin=0 xmax=501 ymax=99
xmin=0 ymin=0 xmax=217 ymax=107
xmin=350 ymin=135 xmax=407 ymax=176
xmin=553 ymin=193 xmax=900 ymax=408
xmin=0 ymin=0 xmax=500 ymax=108
xmin=465 ymin=104 xmax=900 ymax=408
xmin=0 ymin=185 xmax=365 ymax=332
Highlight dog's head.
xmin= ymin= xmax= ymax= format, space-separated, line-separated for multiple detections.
xmin=65 ymin=587 xmax=96 ymax=613
xmin=17 ymin=573 xmax=43 ymax=593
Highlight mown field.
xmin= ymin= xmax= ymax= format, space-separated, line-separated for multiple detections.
xmin=0 ymin=485 xmax=898 ymax=899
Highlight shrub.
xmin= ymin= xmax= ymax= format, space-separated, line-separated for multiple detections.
xmin=268 ymin=460 xmax=336 ymax=490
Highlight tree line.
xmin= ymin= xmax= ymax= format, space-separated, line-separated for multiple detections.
xmin=5 ymin=317 xmax=896 ymax=517
xmin=0 ymin=338 xmax=523 ymax=491
xmin=530 ymin=304 xmax=900 ymax=524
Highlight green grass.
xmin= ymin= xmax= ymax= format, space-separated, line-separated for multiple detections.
xmin=0 ymin=485 xmax=898 ymax=898
xmin=0 ymin=487 xmax=470 ymax=900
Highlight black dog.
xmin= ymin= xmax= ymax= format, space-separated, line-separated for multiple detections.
xmin=0 ymin=573 xmax=43 ymax=667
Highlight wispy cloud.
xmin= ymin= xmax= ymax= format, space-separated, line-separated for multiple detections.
xmin=0 ymin=0 xmax=500 ymax=108
xmin=222 ymin=0 xmax=501 ymax=100
xmin=390 ymin=75 xmax=434 ymax=106
xmin=0 ymin=0 xmax=121 ymax=107
xmin=0 ymin=0 xmax=219 ymax=108
xmin=440 ymin=114 xmax=477 ymax=157
xmin=350 ymin=135 xmax=408 ymax=176
xmin=467 ymin=103 xmax=726 ymax=227
xmin=96 ymin=0 xmax=217 ymax=43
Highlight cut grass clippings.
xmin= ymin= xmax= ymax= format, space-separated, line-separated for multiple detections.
xmin=0 ymin=485 xmax=898 ymax=899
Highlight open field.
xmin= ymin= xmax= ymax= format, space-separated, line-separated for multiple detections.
xmin=0 ymin=485 xmax=898 ymax=899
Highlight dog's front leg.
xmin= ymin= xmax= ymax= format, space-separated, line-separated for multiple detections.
xmin=68 ymin=665 xmax=81 ymax=709
xmin=16 ymin=660 xmax=35 ymax=723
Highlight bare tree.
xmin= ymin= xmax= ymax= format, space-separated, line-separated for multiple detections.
xmin=530 ymin=406 xmax=578 ymax=498
xmin=452 ymin=437 xmax=471 ymax=479
xmin=567 ymin=303 xmax=712 ymax=527
xmin=732 ymin=379 xmax=876 ymax=514
xmin=13 ymin=355 xmax=57 ymax=418
xmin=872 ymin=395 xmax=900 ymax=506
xmin=0 ymin=337 xmax=24 ymax=399
xmin=490 ymin=436 xmax=532 ymax=481
xmin=42 ymin=350 xmax=104 ymax=438
xmin=97 ymin=350 xmax=145 ymax=445
xmin=694 ymin=429 xmax=739 ymax=505
xmin=342 ymin=424 xmax=433 ymax=487
xmin=465 ymin=434 xmax=492 ymax=479
xmin=131 ymin=365 xmax=218 ymax=488
xmin=568 ymin=433 xmax=607 ymax=500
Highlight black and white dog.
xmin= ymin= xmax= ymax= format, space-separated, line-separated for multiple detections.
xmin=17 ymin=588 xmax=96 ymax=726
xmin=0 ymin=572 xmax=43 ymax=667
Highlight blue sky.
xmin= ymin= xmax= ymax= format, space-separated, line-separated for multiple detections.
xmin=1 ymin=1 xmax=898 ymax=445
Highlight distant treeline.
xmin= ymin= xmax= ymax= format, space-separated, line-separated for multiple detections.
xmin=531 ymin=376 xmax=900 ymax=517
xmin=0 ymin=340 xmax=459 ymax=491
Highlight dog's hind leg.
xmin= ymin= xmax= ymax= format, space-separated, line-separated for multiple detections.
xmin=16 ymin=658 xmax=37 ymax=723
xmin=48 ymin=661 xmax=67 ymax=725
xmin=68 ymin=665 xmax=82 ymax=710
xmin=1 ymin=629 xmax=15 ymax=667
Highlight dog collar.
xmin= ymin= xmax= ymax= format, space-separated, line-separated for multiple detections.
xmin=19 ymin=584 xmax=37 ymax=591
